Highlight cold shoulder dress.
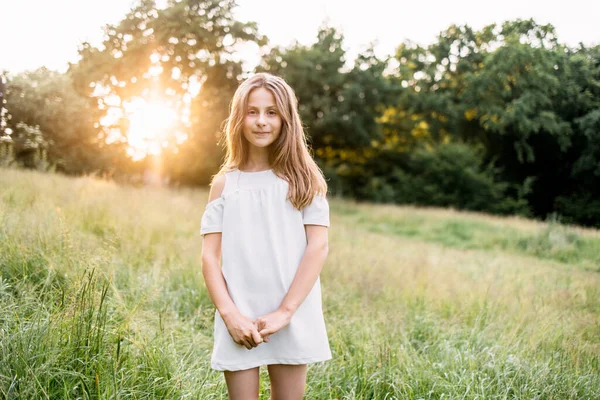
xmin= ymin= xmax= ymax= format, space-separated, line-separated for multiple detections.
xmin=199 ymin=168 xmax=332 ymax=371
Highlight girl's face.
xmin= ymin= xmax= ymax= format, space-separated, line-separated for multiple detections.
xmin=242 ymin=87 xmax=282 ymax=150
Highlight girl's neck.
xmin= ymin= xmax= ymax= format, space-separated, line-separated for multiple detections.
xmin=242 ymin=150 xmax=271 ymax=172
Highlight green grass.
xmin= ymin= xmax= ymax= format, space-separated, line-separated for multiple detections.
xmin=334 ymin=202 xmax=600 ymax=272
xmin=1 ymin=168 xmax=599 ymax=399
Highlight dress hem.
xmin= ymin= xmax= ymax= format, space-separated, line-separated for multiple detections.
xmin=211 ymin=355 xmax=332 ymax=371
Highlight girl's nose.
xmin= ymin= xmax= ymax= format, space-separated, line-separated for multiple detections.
xmin=256 ymin=113 xmax=267 ymax=126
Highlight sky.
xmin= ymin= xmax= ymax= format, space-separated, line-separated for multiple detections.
xmin=1 ymin=0 xmax=599 ymax=74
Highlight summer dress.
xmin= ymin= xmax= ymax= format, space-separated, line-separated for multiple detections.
xmin=200 ymin=168 xmax=332 ymax=371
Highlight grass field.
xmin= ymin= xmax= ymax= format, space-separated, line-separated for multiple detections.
xmin=1 ymin=168 xmax=599 ymax=399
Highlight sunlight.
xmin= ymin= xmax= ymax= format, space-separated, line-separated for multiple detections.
xmin=124 ymin=98 xmax=178 ymax=161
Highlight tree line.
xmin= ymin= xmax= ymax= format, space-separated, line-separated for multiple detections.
xmin=1 ymin=0 xmax=599 ymax=227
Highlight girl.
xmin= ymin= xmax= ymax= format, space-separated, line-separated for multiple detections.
xmin=200 ymin=73 xmax=332 ymax=399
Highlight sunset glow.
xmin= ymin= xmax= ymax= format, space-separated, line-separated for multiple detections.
xmin=124 ymin=98 xmax=179 ymax=160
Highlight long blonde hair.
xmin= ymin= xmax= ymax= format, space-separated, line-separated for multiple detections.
xmin=213 ymin=73 xmax=327 ymax=210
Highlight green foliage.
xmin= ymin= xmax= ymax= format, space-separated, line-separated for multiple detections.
xmin=387 ymin=19 xmax=600 ymax=226
xmin=392 ymin=142 xmax=531 ymax=215
xmin=463 ymin=36 xmax=571 ymax=162
xmin=10 ymin=122 xmax=50 ymax=169
xmin=554 ymin=192 xmax=600 ymax=227
xmin=5 ymin=68 xmax=130 ymax=174
xmin=343 ymin=142 xmax=531 ymax=215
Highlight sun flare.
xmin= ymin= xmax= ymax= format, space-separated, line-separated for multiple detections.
xmin=123 ymin=98 xmax=179 ymax=161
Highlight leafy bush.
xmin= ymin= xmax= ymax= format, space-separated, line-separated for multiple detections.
xmin=327 ymin=142 xmax=531 ymax=216
xmin=393 ymin=142 xmax=532 ymax=215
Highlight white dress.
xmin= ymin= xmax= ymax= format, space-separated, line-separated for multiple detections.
xmin=199 ymin=168 xmax=332 ymax=371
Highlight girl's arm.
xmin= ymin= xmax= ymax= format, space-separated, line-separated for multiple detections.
xmin=256 ymin=225 xmax=328 ymax=338
xmin=279 ymin=225 xmax=329 ymax=313
xmin=201 ymin=176 xmax=263 ymax=349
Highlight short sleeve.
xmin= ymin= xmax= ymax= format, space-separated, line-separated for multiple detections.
xmin=301 ymin=193 xmax=330 ymax=227
xmin=200 ymin=197 xmax=225 ymax=236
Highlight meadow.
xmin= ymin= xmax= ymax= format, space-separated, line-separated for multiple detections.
xmin=1 ymin=168 xmax=599 ymax=399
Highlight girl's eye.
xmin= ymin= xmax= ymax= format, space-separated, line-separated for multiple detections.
xmin=268 ymin=110 xmax=277 ymax=115
xmin=248 ymin=110 xmax=257 ymax=115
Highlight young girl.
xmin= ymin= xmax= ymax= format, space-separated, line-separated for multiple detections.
xmin=200 ymin=72 xmax=332 ymax=399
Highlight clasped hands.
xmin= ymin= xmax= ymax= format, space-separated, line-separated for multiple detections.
xmin=222 ymin=308 xmax=292 ymax=350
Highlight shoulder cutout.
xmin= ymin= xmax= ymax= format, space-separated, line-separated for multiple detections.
xmin=208 ymin=174 xmax=226 ymax=202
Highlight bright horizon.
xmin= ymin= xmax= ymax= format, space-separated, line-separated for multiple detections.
xmin=2 ymin=0 xmax=599 ymax=74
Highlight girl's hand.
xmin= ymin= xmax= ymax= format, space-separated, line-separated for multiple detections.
xmin=222 ymin=311 xmax=263 ymax=349
xmin=255 ymin=309 xmax=293 ymax=342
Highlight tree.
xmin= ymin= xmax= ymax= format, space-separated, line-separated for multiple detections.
xmin=5 ymin=68 xmax=125 ymax=174
xmin=552 ymin=44 xmax=600 ymax=225
xmin=69 ymin=0 xmax=265 ymax=184
xmin=387 ymin=19 xmax=600 ymax=224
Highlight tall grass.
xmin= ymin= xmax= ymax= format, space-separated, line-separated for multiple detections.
xmin=1 ymin=168 xmax=599 ymax=399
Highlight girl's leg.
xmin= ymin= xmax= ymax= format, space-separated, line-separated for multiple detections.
xmin=224 ymin=367 xmax=260 ymax=400
xmin=266 ymin=364 xmax=307 ymax=400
